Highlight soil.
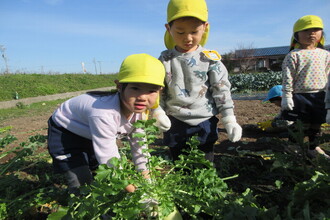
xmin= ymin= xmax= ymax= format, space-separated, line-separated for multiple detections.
xmin=2 ymin=98 xmax=330 ymax=158
xmin=1 ymin=99 xmax=283 ymax=150
xmin=2 ymin=99 xmax=330 ymax=218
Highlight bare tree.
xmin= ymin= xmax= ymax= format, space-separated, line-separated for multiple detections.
xmin=0 ymin=45 xmax=10 ymax=74
xmin=234 ymin=43 xmax=256 ymax=73
xmin=221 ymin=51 xmax=236 ymax=73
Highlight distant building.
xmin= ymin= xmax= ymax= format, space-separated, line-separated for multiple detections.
xmin=232 ymin=45 xmax=330 ymax=72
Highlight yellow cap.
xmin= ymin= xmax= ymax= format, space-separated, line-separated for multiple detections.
xmin=293 ymin=15 xmax=323 ymax=33
xmin=164 ymin=0 xmax=210 ymax=49
xmin=290 ymin=15 xmax=325 ymax=49
xmin=118 ymin=53 xmax=165 ymax=87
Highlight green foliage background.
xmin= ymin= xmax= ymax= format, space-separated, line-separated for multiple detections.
xmin=0 ymin=73 xmax=118 ymax=101
xmin=0 ymin=71 xmax=282 ymax=102
xmin=229 ymin=71 xmax=282 ymax=92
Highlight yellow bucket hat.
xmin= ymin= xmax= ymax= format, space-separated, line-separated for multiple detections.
xmin=118 ymin=53 xmax=165 ymax=87
xmin=290 ymin=15 xmax=325 ymax=49
xmin=164 ymin=0 xmax=210 ymax=49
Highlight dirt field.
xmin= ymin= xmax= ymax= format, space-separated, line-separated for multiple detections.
xmin=2 ymin=99 xmax=330 ymax=219
xmin=2 ymin=99 xmax=283 ymax=151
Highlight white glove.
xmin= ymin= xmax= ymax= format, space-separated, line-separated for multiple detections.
xmin=281 ymin=92 xmax=294 ymax=111
xmin=140 ymin=197 xmax=158 ymax=208
xmin=221 ymin=116 xmax=242 ymax=142
xmin=139 ymin=193 xmax=158 ymax=209
xmin=151 ymin=107 xmax=171 ymax=132
xmin=326 ymin=109 xmax=330 ymax=124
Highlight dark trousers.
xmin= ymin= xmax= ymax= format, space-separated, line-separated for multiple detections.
xmin=48 ymin=117 xmax=99 ymax=190
xmin=282 ymin=92 xmax=326 ymax=124
xmin=282 ymin=92 xmax=326 ymax=150
xmin=47 ymin=117 xmax=98 ymax=173
xmin=164 ymin=116 xmax=219 ymax=162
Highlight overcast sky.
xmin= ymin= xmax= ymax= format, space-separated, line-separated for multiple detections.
xmin=1 ymin=0 xmax=329 ymax=74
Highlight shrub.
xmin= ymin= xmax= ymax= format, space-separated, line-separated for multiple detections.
xmin=229 ymin=71 xmax=282 ymax=92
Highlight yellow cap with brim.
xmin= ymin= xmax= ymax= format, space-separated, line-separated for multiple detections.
xmin=290 ymin=15 xmax=325 ymax=49
xmin=164 ymin=0 xmax=209 ymax=49
xmin=118 ymin=53 xmax=165 ymax=87
xmin=118 ymin=53 xmax=164 ymax=109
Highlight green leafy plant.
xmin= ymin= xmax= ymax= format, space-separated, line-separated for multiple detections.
xmin=0 ymin=130 xmax=66 ymax=219
xmin=0 ymin=126 xmax=17 ymax=150
xmin=51 ymin=120 xmax=271 ymax=219
xmin=1 ymin=114 xmax=330 ymax=219
xmin=285 ymin=171 xmax=330 ymax=219
xmin=229 ymin=71 xmax=282 ymax=92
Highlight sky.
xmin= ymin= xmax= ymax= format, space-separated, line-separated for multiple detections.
xmin=1 ymin=0 xmax=330 ymax=74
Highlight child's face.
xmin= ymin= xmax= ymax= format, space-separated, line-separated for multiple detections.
xmin=297 ymin=28 xmax=323 ymax=49
xmin=119 ymin=82 xmax=161 ymax=118
xmin=166 ymin=17 xmax=208 ymax=53
xmin=270 ymin=99 xmax=281 ymax=107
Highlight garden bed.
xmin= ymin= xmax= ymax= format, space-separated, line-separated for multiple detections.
xmin=1 ymin=99 xmax=330 ymax=219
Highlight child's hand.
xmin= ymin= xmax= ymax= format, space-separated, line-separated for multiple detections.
xmin=141 ymin=170 xmax=150 ymax=179
xmin=125 ymin=184 xmax=136 ymax=193
xmin=125 ymin=170 xmax=150 ymax=193
xmin=152 ymin=107 xmax=171 ymax=132
xmin=221 ymin=116 xmax=242 ymax=142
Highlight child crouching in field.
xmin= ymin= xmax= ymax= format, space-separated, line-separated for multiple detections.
xmin=258 ymin=85 xmax=294 ymax=133
xmin=47 ymin=53 xmax=169 ymax=193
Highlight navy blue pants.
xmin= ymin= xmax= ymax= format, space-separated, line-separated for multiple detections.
xmin=163 ymin=116 xmax=219 ymax=162
xmin=282 ymin=92 xmax=326 ymax=124
xmin=281 ymin=92 xmax=326 ymax=149
xmin=47 ymin=117 xmax=98 ymax=173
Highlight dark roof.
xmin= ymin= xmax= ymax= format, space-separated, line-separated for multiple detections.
xmin=235 ymin=45 xmax=330 ymax=58
xmin=235 ymin=46 xmax=289 ymax=58
xmin=253 ymin=46 xmax=289 ymax=56
xmin=325 ymin=45 xmax=330 ymax=51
